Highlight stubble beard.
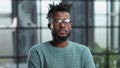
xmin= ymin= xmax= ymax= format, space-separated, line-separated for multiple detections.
xmin=52 ymin=31 xmax=71 ymax=42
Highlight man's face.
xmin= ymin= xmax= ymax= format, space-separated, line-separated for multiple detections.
xmin=50 ymin=11 xmax=72 ymax=42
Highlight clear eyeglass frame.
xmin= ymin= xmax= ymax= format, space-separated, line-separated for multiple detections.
xmin=50 ymin=19 xmax=71 ymax=25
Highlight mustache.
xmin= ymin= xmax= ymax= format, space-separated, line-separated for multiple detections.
xmin=52 ymin=30 xmax=71 ymax=42
xmin=57 ymin=29 xmax=67 ymax=32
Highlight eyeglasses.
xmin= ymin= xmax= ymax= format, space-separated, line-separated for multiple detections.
xmin=50 ymin=19 xmax=71 ymax=25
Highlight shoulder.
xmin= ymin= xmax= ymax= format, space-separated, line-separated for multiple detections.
xmin=28 ymin=41 xmax=49 ymax=53
xmin=69 ymin=41 xmax=88 ymax=49
xmin=69 ymin=41 xmax=93 ymax=56
xmin=69 ymin=41 xmax=90 ymax=52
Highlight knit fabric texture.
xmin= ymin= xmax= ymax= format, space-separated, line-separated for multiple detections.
xmin=27 ymin=41 xmax=95 ymax=68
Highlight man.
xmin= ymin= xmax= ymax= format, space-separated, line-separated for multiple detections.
xmin=27 ymin=2 xmax=95 ymax=68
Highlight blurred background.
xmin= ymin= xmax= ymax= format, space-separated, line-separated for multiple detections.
xmin=0 ymin=0 xmax=120 ymax=68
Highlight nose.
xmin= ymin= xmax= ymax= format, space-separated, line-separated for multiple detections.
xmin=59 ymin=22 xmax=65 ymax=28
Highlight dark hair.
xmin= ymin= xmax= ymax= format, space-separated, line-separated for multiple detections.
xmin=47 ymin=2 xmax=72 ymax=19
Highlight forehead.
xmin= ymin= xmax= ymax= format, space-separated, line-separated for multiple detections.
xmin=53 ymin=11 xmax=70 ymax=19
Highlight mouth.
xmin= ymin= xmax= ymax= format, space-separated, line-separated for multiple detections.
xmin=58 ymin=30 xmax=67 ymax=35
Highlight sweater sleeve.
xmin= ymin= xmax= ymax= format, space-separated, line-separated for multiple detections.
xmin=27 ymin=48 xmax=41 ymax=68
xmin=84 ymin=47 xmax=96 ymax=68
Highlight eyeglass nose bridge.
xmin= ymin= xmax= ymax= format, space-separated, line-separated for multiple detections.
xmin=57 ymin=19 xmax=71 ymax=23
xmin=59 ymin=20 xmax=66 ymax=24
xmin=59 ymin=21 xmax=66 ymax=25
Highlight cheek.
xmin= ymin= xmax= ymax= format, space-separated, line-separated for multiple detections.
xmin=53 ymin=26 xmax=59 ymax=30
xmin=52 ymin=24 xmax=72 ymax=31
xmin=68 ymin=25 xmax=72 ymax=31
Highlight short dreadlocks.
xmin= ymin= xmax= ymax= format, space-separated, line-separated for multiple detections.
xmin=47 ymin=2 xmax=72 ymax=19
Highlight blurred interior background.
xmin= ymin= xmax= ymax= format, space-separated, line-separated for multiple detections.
xmin=0 ymin=0 xmax=120 ymax=68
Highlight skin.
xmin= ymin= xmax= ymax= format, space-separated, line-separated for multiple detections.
xmin=49 ymin=11 xmax=72 ymax=48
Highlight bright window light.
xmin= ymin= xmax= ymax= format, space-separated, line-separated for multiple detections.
xmin=0 ymin=0 xmax=12 ymax=14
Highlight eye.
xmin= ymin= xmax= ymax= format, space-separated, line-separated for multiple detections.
xmin=54 ymin=19 xmax=62 ymax=23
xmin=64 ymin=19 xmax=70 ymax=23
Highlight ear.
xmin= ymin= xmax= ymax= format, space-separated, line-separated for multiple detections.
xmin=48 ymin=23 xmax=51 ymax=29
xmin=48 ymin=23 xmax=53 ymax=29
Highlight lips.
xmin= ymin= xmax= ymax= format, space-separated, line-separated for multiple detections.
xmin=58 ymin=29 xmax=67 ymax=34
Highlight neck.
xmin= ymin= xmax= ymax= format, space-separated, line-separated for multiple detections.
xmin=50 ymin=40 xmax=68 ymax=48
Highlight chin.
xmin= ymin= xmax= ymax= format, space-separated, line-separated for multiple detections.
xmin=54 ymin=34 xmax=69 ymax=42
xmin=52 ymin=31 xmax=71 ymax=42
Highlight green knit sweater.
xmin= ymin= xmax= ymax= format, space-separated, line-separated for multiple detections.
xmin=27 ymin=41 xmax=95 ymax=68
